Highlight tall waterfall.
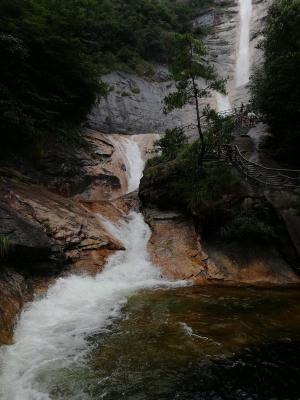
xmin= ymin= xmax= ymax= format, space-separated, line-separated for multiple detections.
xmin=236 ymin=0 xmax=253 ymax=87
xmin=0 ymin=137 xmax=184 ymax=400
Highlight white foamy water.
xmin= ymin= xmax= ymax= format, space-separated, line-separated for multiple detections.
xmin=0 ymin=137 xmax=185 ymax=400
xmin=180 ymin=323 xmax=222 ymax=346
xmin=110 ymin=135 xmax=145 ymax=193
xmin=216 ymin=93 xmax=231 ymax=113
xmin=236 ymin=0 xmax=252 ymax=87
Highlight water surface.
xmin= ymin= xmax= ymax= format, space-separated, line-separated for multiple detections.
xmin=42 ymin=286 xmax=300 ymax=400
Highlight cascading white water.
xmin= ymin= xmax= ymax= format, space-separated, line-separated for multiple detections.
xmin=0 ymin=137 xmax=185 ymax=400
xmin=216 ymin=93 xmax=231 ymax=113
xmin=236 ymin=0 xmax=253 ymax=87
xmin=121 ymin=137 xmax=145 ymax=193
xmin=109 ymin=135 xmax=145 ymax=194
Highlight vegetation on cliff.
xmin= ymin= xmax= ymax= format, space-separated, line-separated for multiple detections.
xmin=141 ymin=128 xmax=277 ymax=244
xmin=250 ymin=0 xmax=300 ymax=167
xmin=164 ymin=33 xmax=226 ymax=165
xmin=0 ymin=0 xmax=212 ymax=156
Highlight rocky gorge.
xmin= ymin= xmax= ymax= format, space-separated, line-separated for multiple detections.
xmin=0 ymin=0 xmax=300 ymax=398
xmin=0 ymin=0 xmax=298 ymax=347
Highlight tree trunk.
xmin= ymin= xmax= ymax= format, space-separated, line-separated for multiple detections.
xmin=192 ymin=77 xmax=205 ymax=168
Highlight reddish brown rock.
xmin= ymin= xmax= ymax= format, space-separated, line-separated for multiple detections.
xmin=204 ymin=242 xmax=300 ymax=286
xmin=0 ymin=269 xmax=31 ymax=344
xmin=145 ymin=208 xmax=300 ymax=286
xmin=145 ymin=210 xmax=208 ymax=281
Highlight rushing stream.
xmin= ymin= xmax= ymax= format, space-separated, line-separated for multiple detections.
xmin=1 ymin=137 xmax=300 ymax=400
xmin=1 ymin=2 xmax=300 ymax=399
xmin=0 ymin=138 xmax=184 ymax=400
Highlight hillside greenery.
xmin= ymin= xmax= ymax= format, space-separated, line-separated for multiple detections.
xmin=250 ymin=0 xmax=300 ymax=167
xmin=0 ymin=0 xmax=212 ymax=157
xmin=163 ymin=33 xmax=226 ymax=166
xmin=142 ymin=127 xmax=276 ymax=243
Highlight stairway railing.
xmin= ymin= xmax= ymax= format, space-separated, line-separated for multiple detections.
xmin=207 ymin=144 xmax=300 ymax=189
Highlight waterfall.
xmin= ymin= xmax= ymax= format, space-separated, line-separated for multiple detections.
xmin=0 ymin=136 xmax=185 ymax=400
xmin=109 ymin=135 xmax=145 ymax=194
xmin=216 ymin=93 xmax=231 ymax=113
xmin=236 ymin=0 xmax=253 ymax=87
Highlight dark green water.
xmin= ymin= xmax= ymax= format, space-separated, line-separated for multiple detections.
xmin=48 ymin=287 xmax=300 ymax=400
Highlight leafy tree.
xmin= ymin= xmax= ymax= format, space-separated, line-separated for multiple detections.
xmin=164 ymin=33 xmax=226 ymax=166
xmin=0 ymin=0 xmax=108 ymax=154
xmin=0 ymin=0 xmax=214 ymax=157
xmin=154 ymin=127 xmax=187 ymax=161
xmin=250 ymin=0 xmax=300 ymax=167
xmin=202 ymin=106 xmax=235 ymax=154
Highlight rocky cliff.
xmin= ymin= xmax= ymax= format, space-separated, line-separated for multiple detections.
xmin=0 ymin=130 xmax=137 ymax=344
xmin=140 ymin=160 xmax=300 ymax=286
xmin=87 ymin=0 xmax=270 ymax=137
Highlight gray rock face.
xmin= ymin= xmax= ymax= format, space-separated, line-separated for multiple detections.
xmin=86 ymin=1 xmax=270 ymax=136
xmin=87 ymin=71 xmax=194 ymax=135
xmin=85 ymin=5 xmax=235 ymax=135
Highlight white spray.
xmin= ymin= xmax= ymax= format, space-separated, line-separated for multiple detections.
xmin=216 ymin=92 xmax=231 ymax=113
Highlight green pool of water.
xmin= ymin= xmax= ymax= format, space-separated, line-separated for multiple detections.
xmin=45 ymin=286 xmax=300 ymax=400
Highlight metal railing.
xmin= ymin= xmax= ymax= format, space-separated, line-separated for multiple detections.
xmin=206 ymin=145 xmax=300 ymax=189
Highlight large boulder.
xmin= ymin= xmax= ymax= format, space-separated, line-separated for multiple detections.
xmin=9 ymin=130 xmax=128 ymax=200
xmin=0 ymin=174 xmax=124 ymax=275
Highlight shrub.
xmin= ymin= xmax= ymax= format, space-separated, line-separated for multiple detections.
xmin=143 ymin=139 xmax=241 ymax=215
xmin=219 ymin=215 xmax=275 ymax=242
xmin=154 ymin=127 xmax=187 ymax=161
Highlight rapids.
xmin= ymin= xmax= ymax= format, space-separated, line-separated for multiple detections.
xmin=0 ymin=137 xmax=184 ymax=400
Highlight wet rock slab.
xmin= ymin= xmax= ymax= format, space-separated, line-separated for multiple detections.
xmin=144 ymin=209 xmax=208 ymax=281
xmin=0 ymin=268 xmax=31 ymax=344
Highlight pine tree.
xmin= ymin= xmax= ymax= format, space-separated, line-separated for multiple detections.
xmin=164 ymin=33 xmax=226 ymax=166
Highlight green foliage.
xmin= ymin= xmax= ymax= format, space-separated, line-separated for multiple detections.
xmin=0 ymin=0 xmax=108 ymax=155
xmin=153 ymin=127 xmax=187 ymax=161
xmin=0 ymin=235 xmax=11 ymax=258
xmin=202 ymin=106 xmax=235 ymax=147
xmin=219 ymin=199 xmax=276 ymax=242
xmin=220 ymin=215 xmax=275 ymax=242
xmin=250 ymin=0 xmax=300 ymax=167
xmin=186 ymin=163 xmax=240 ymax=212
xmin=0 ymin=0 xmax=214 ymax=157
xmin=163 ymin=33 xmax=226 ymax=163
xmin=164 ymin=33 xmax=225 ymax=114
xmin=144 ymin=139 xmax=240 ymax=214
